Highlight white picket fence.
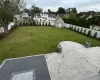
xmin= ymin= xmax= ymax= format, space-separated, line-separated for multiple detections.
xmin=63 ymin=23 xmax=100 ymax=39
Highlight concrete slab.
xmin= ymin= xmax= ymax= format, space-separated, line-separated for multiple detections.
xmin=0 ymin=55 xmax=51 ymax=80
xmin=82 ymin=74 xmax=100 ymax=80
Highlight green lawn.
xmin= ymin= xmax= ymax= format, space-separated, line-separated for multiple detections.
xmin=0 ymin=26 xmax=100 ymax=63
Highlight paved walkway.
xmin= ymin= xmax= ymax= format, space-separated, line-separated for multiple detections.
xmin=0 ymin=55 xmax=51 ymax=80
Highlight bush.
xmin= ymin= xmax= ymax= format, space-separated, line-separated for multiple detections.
xmin=81 ymin=28 xmax=83 ymax=33
xmin=63 ymin=18 xmax=90 ymax=28
xmin=69 ymin=26 xmax=72 ymax=30
xmin=77 ymin=28 xmax=79 ymax=32
xmin=84 ymin=29 xmax=86 ymax=34
xmin=72 ymin=26 xmax=74 ymax=30
xmin=48 ymin=22 xmax=51 ymax=26
xmin=42 ymin=22 xmax=44 ymax=26
xmin=94 ymin=32 xmax=97 ymax=38
xmin=88 ymin=30 xmax=91 ymax=36
xmin=75 ymin=27 xmax=77 ymax=32
xmin=36 ymin=22 xmax=39 ymax=26
xmin=30 ymin=21 xmax=33 ymax=26
xmin=74 ymin=26 xmax=76 ymax=31
xmin=39 ymin=22 xmax=41 ymax=26
xmin=32 ymin=20 xmax=36 ymax=26
xmin=26 ymin=22 xmax=29 ymax=26
xmin=13 ymin=23 xmax=18 ymax=27
xmin=45 ymin=22 xmax=47 ymax=26
xmin=20 ymin=22 xmax=22 ymax=26
xmin=23 ymin=22 xmax=26 ymax=26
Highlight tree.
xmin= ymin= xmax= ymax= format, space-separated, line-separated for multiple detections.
xmin=48 ymin=9 xmax=51 ymax=13
xmin=31 ymin=5 xmax=43 ymax=18
xmin=72 ymin=8 xmax=77 ymax=14
xmin=69 ymin=12 xmax=77 ymax=19
xmin=0 ymin=0 xmax=25 ymax=34
xmin=56 ymin=7 xmax=66 ymax=14
xmin=24 ymin=8 xmax=31 ymax=16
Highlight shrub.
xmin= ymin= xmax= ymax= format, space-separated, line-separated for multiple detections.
xmin=42 ymin=22 xmax=44 ymax=26
xmin=84 ymin=29 xmax=86 ymax=34
xmin=20 ymin=22 xmax=22 ymax=26
xmin=37 ymin=22 xmax=39 ymax=26
xmin=48 ymin=22 xmax=51 ymax=26
xmin=26 ymin=22 xmax=28 ymax=26
xmin=63 ymin=18 xmax=90 ymax=28
xmin=69 ymin=26 xmax=72 ymax=30
xmin=45 ymin=22 xmax=47 ymax=26
xmin=30 ymin=21 xmax=33 ymax=26
xmin=88 ymin=30 xmax=91 ymax=36
xmin=23 ymin=22 xmax=26 ymax=26
xmin=39 ymin=22 xmax=41 ymax=26
xmin=32 ymin=20 xmax=36 ymax=26
xmin=77 ymin=28 xmax=79 ymax=32
xmin=75 ymin=27 xmax=77 ymax=32
xmin=81 ymin=28 xmax=83 ymax=33
xmin=94 ymin=32 xmax=97 ymax=38
xmin=13 ymin=23 xmax=18 ymax=27
xmin=74 ymin=26 xmax=76 ymax=31
xmin=72 ymin=27 xmax=74 ymax=30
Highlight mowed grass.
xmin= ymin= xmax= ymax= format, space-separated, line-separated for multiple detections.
xmin=0 ymin=26 xmax=100 ymax=63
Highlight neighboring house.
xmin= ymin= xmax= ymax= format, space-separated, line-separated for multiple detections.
xmin=54 ymin=17 xmax=64 ymax=28
xmin=79 ymin=15 xmax=85 ymax=18
xmin=90 ymin=25 xmax=100 ymax=31
xmin=33 ymin=13 xmax=56 ymax=25
xmin=14 ymin=12 xmax=31 ymax=22
xmin=86 ymin=15 xmax=93 ymax=20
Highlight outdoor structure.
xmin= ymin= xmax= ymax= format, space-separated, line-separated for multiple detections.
xmin=54 ymin=17 xmax=64 ymax=28
xmin=14 ymin=12 xmax=31 ymax=22
xmin=33 ymin=13 xmax=56 ymax=25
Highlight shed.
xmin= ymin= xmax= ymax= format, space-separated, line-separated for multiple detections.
xmin=54 ymin=17 xmax=64 ymax=28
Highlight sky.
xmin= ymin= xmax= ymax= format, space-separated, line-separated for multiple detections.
xmin=25 ymin=0 xmax=100 ymax=12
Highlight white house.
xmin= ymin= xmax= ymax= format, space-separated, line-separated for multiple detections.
xmin=54 ymin=17 xmax=64 ymax=28
xmin=33 ymin=13 xmax=56 ymax=25
xmin=14 ymin=12 xmax=30 ymax=22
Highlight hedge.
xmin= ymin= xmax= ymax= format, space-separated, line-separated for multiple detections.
xmin=63 ymin=18 xmax=90 ymax=28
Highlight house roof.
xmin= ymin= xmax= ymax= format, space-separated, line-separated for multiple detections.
xmin=34 ymin=13 xmax=56 ymax=18
xmin=48 ymin=14 xmax=56 ymax=18
xmin=55 ymin=17 xmax=64 ymax=23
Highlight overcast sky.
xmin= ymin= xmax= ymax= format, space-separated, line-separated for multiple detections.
xmin=26 ymin=0 xmax=100 ymax=12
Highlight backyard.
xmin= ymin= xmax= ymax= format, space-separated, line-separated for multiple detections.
xmin=0 ymin=26 xmax=100 ymax=63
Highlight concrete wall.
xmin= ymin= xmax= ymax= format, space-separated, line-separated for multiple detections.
xmin=64 ymin=23 xmax=100 ymax=39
